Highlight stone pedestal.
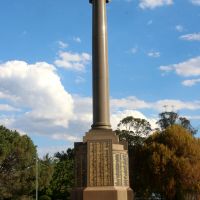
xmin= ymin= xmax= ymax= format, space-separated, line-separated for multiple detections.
xmin=84 ymin=186 xmax=133 ymax=200
xmin=71 ymin=129 xmax=134 ymax=200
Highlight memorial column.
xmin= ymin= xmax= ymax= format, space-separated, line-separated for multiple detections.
xmin=90 ymin=0 xmax=111 ymax=130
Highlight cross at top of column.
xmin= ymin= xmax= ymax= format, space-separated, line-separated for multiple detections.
xmin=89 ymin=0 xmax=110 ymax=3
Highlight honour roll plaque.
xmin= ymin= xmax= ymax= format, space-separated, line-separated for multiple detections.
xmin=88 ymin=140 xmax=113 ymax=187
xmin=113 ymin=152 xmax=129 ymax=186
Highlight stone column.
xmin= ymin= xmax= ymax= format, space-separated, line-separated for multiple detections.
xmin=90 ymin=0 xmax=111 ymax=130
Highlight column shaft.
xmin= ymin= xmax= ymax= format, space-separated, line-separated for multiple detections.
xmin=91 ymin=0 xmax=111 ymax=129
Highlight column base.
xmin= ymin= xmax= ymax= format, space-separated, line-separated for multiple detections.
xmin=71 ymin=186 xmax=134 ymax=200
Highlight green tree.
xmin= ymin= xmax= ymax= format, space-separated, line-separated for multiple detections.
xmin=116 ymin=116 xmax=152 ymax=147
xmin=49 ymin=148 xmax=74 ymax=200
xmin=116 ymin=116 xmax=152 ymax=196
xmin=0 ymin=125 xmax=36 ymax=199
xmin=157 ymin=111 xmax=197 ymax=135
xmin=38 ymin=154 xmax=54 ymax=199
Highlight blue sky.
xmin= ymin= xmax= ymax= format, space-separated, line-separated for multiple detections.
xmin=0 ymin=0 xmax=200 ymax=157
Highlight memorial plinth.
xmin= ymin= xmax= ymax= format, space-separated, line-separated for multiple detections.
xmin=71 ymin=129 xmax=133 ymax=200
xmin=71 ymin=0 xmax=134 ymax=199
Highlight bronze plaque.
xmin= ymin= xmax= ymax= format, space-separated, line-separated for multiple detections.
xmin=88 ymin=140 xmax=113 ymax=187
xmin=113 ymin=152 xmax=129 ymax=186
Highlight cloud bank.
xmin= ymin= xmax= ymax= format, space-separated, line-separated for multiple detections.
xmin=0 ymin=60 xmax=200 ymax=143
xmin=0 ymin=60 xmax=74 ymax=136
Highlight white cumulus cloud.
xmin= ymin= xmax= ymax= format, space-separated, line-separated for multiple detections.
xmin=180 ymin=33 xmax=200 ymax=41
xmin=160 ymin=56 xmax=200 ymax=77
xmin=71 ymin=96 xmax=200 ymax=131
xmin=71 ymin=96 xmax=157 ymax=130
xmin=111 ymin=96 xmax=200 ymax=112
xmin=111 ymin=96 xmax=150 ymax=111
xmin=1 ymin=60 xmax=200 ymax=144
xmin=54 ymin=51 xmax=91 ymax=71
xmin=139 ymin=0 xmax=173 ymax=9
xmin=182 ymin=78 xmax=200 ymax=87
xmin=0 ymin=60 xmax=74 ymax=135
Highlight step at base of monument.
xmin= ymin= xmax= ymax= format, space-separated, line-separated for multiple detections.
xmin=71 ymin=186 xmax=134 ymax=200
xmin=84 ymin=186 xmax=133 ymax=200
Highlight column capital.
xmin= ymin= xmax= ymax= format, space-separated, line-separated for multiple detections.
xmin=89 ymin=0 xmax=110 ymax=4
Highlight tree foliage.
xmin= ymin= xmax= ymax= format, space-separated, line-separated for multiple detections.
xmin=36 ymin=149 xmax=75 ymax=200
xmin=49 ymin=149 xmax=74 ymax=200
xmin=116 ymin=116 xmax=152 ymax=146
xmin=131 ymin=125 xmax=200 ymax=199
xmin=117 ymin=113 xmax=199 ymax=199
xmin=37 ymin=154 xmax=54 ymax=198
xmin=0 ymin=125 xmax=76 ymax=200
xmin=0 ymin=125 xmax=36 ymax=199
xmin=157 ymin=111 xmax=197 ymax=135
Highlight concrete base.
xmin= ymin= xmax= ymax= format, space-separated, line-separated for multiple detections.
xmin=71 ymin=187 xmax=84 ymax=200
xmin=84 ymin=186 xmax=134 ymax=200
xmin=71 ymin=186 xmax=134 ymax=200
